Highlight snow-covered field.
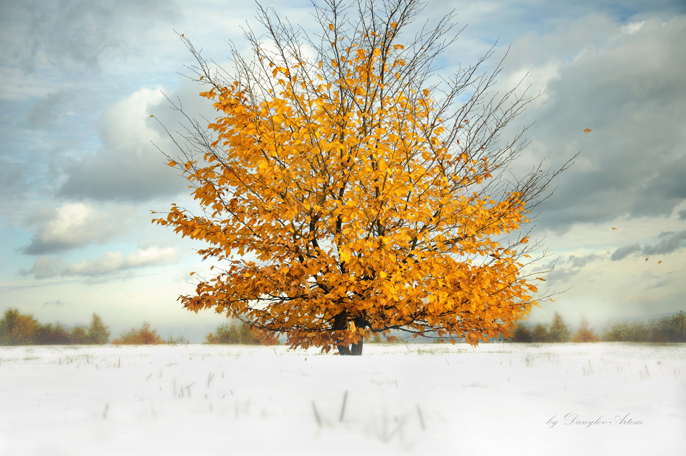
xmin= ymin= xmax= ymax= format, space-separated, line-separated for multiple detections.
xmin=1 ymin=343 xmax=684 ymax=456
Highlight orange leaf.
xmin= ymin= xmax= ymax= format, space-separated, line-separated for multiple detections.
xmin=611 ymin=227 xmax=618 ymax=230
xmin=329 ymin=24 xmax=334 ymax=31
xmin=645 ymin=258 xmax=649 ymax=261
xmin=168 ymin=161 xmax=177 ymax=167
xmin=658 ymin=261 xmax=662 ymax=264
xmin=583 ymin=128 xmax=592 ymax=133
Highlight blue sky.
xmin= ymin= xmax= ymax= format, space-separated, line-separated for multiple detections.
xmin=1 ymin=0 xmax=685 ymax=343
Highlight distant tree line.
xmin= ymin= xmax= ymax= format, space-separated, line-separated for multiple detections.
xmin=0 ymin=308 xmax=278 ymax=346
xmin=2 ymin=307 xmax=683 ymax=346
xmin=509 ymin=311 xmax=686 ymax=343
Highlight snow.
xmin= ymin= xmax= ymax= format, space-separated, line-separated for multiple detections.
xmin=1 ymin=343 xmax=684 ymax=455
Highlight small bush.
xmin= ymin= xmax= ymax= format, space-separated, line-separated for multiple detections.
xmin=572 ymin=316 xmax=600 ymax=342
xmin=112 ymin=321 xmax=164 ymax=345
xmin=205 ymin=321 xmax=279 ymax=345
xmin=166 ymin=334 xmax=189 ymax=344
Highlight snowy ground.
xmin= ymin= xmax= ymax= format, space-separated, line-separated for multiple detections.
xmin=0 ymin=343 xmax=684 ymax=456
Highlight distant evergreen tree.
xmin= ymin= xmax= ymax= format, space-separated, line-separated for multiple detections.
xmin=86 ymin=313 xmax=110 ymax=344
xmin=548 ymin=312 xmax=571 ymax=342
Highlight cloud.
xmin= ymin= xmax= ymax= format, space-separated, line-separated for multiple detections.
xmin=18 ymin=255 xmax=64 ymax=279
xmin=62 ymin=247 xmax=178 ymax=277
xmin=610 ymin=231 xmax=686 ymax=260
xmin=491 ymin=14 xmax=686 ymax=232
xmin=568 ymin=253 xmax=602 ymax=268
xmin=543 ymin=253 xmax=603 ymax=284
xmin=610 ymin=243 xmax=641 ymax=261
xmin=642 ymin=230 xmax=686 ymax=255
xmin=19 ymin=247 xmax=179 ymax=280
xmin=56 ymin=84 xmax=208 ymax=202
xmin=678 ymin=209 xmax=686 ymax=220
xmin=20 ymin=202 xmax=134 ymax=255
xmin=26 ymin=91 xmax=69 ymax=128
xmin=43 ymin=300 xmax=68 ymax=307
xmin=3 ymin=0 xmax=180 ymax=73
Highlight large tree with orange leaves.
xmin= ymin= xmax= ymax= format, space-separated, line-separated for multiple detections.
xmin=151 ymin=0 xmax=573 ymax=355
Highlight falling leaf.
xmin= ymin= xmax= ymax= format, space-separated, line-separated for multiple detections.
xmin=611 ymin=227 xmax=618 ymax=230
xmin=583 ymin=128 xmax=592 ymax=133
xmin=658 ymin=261 xmax=662 ymax=264
xmin=645 ymin=258 xmax=649 ymax=261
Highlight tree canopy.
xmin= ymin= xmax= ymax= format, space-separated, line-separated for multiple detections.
xmin=151 ymin=0 xmax=573 ymax=355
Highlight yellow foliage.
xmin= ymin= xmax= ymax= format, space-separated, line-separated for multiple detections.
xmin=154 ymin=20 xmax=542 ymax=356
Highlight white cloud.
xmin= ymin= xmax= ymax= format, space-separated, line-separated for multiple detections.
xmin=21 ymin=202 xmax=134 ymax=254
xmin=19 ymin=247 xmax=178 ymax=280
xmin=63 ymin=247 xmax=178 ymax=277
xmin=56 ymin=86 xmax=191 ymax=202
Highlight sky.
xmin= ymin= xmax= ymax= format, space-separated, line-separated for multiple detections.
xmin=1 ymin=0 xmax=685 ymax=344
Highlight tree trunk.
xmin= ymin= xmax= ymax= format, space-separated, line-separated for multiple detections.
xmin=351 ymin=339 xmax=363 ymax=355
xmin=333 ymin=310 xmax=364 ymax=355
xmin=336 ymin=340 xmax=363 ymax=355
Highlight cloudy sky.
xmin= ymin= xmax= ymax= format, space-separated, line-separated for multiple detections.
xmin=1 ymin=0 xmax=685 ymax=343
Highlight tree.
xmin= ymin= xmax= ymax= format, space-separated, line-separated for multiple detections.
xmin=112 ymin=322 xmax=164 ymax=345
xmin=0 ymin=308 xmax=40 ymax=346
xmin=548 ymin=312 xmax=571 ymax=342
xmin=35 ymin=322 xmax=72 ymax=345
xmin=512 ymin=323 xmax=533 ymax=342
xmin=86 ymin=313 xmax=111 ymax=344
xmin=531 ymin=323 xmax=550 ymax=343
xmin=70 ymin=325 xmax=89 ymax=344
xmin=653 ymin=311 xmax=686 ymax=342
xmin=151 ymin=0 xmax=573 ymax=355
xmin=572 ymin=316 xmax=600 ymax=343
